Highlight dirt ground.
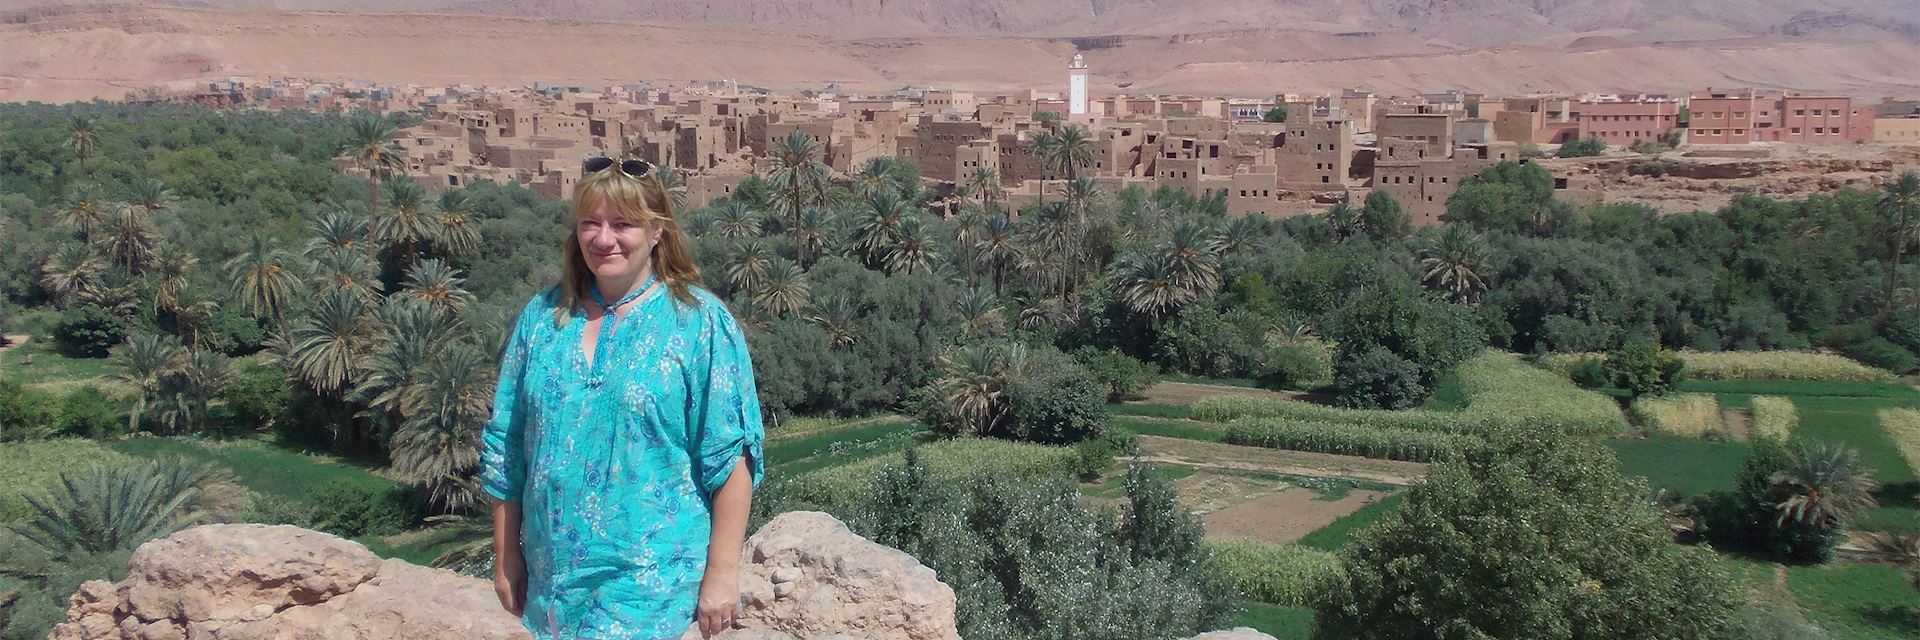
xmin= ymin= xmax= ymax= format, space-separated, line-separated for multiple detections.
xmin=1202 ymin=488 xmax=1386 ymax=545
xmin=0 ymin=334 xmax=23 ymax=355
xmin=1722 ymin=407 xmax=1751 ymax=442
xmin=1135 ymin=434 xmax=1427 ymax=486
xmin=1130 ymin=381 xmax=1323 ymax=406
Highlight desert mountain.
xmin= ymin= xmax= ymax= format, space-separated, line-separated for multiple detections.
xmin=3 ymin=1 xmax=1919 ymax=103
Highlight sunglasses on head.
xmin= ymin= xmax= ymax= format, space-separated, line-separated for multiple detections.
xmin=582 ymin=156 xmax=652 ymax=179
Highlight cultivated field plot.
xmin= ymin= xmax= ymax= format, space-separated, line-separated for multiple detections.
xmin=1202 ymin=488 xmax=1388 ymax=546
xmin=1129 ymin=381 xmax=1311 ymax=405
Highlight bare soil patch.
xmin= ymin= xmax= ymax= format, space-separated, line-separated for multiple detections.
xmin=1203 ymin=488 xmax=1386 ymax=545
xmin=1134 ymin=434 xmax=1427 ymax=486
xmin=1132 ymin=381 xmax=1319 ymax=405
xmin=0 ymin=334 xmax=25 ymax=355
xmin=1722 ymin=407 xmax=1751 ymax=442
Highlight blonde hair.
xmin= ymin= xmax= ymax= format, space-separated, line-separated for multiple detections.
xmin=554 ymin=166 xmax=703 ymax=325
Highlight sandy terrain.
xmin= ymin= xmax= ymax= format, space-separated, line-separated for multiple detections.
xmin=1202 ymin=488 xmax=1385 ymax=545
xmin=1540 ymin=144 xmax=1920 ymax=212
xmin=5 ymin=4 xmax=1920 ymax=103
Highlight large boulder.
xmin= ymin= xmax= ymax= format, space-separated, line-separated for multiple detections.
xmin=49 ymin=512 xmax=962 ymax=640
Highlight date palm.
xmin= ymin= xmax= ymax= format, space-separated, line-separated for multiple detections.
xmin=125 ymin=178 xmax=176 ymax=218
xmin=401 ymin=259 xmax=476 ymax=315
xmin=1769 ymin=442 xmax=1880 ymax=529
xmin=1882 ymin=172 xmax=1920 ymax=317
xmin=173 ymin=348 xmax=235 ymax=433
xmin=346 ymin=113 xmax=404 ymax=233
xmin=40 ymin=243 xmax=105 ymax=308
xmin=434 ymin=189 xmax=482 ymax=258
xmin=715 ymin=200 xmax=764 ymax=239
xmin=767 ymin=130 xmax=829 ymax=265
xmin=98 ymin=208 xmax=158 ymax=274
xmin=57 ymin=184 xmax=111 ymax=241
xmin=78 ymin=271 xmax=142 ymax=319
xmin=67 ymin=115 xmax=96 ymax=176
xmin=150 ymin=243 xmax=197 ymax=315
xmin=975 ymin=213 xmax=1020 ymax=296
xmin=288 ymin=288 xmax=378 ymax=396
xmin=1166 ymin=219 xmax=1224 ymax=295
xmin=1039 ymin=125 xmax=1094 ymax=182
xmin=1217 ymin=215 xmax=1266 ymax=258
xmin=794 ymin=207 xmax=833 ymax=268
xmin=10 ymin=459 xmax=210 ymax=559
xmin=883 ymin=215 xmax=939 ymax=275
xmin=853 ymin=190 xmax=908 ymax=265
xmin=111 ymin=333 xmax=184 ymax=435
xmin=355 ymin=298 xmax=462 ymax=433
xmin=753 ymin=258 xmax=810 ymax=317
xmin=225 ymin=235 xmax=301 ymax=336
xmin=1324 ymin=202 xmax=1361 ymax=242
xmin=393 ymin=343 xmax=494 ymax=514
xmin=1419 ymin=226 xmax=1492 ymax=305
xmin=931 ymin=343 xmax=1025 ymax=438
xmin=305 ymin=210 xmax=368 ymax=257
xmin=313 ymin=246 xmax=382 ymax=303
xmin=964 ymin=167 xmax=1000 ymax=210
xmin=853 ymin=157 xmax=897 ymax=200
xmin=1110 ymin=251 xmax=1197 ymax=322
xmin=806 ymin=294 xmax=863 ymax=348
xmin=726 ymin=239 xmax=775 ymax=293
xmin=957 ymin=287 xmax=1004 ymax=338
xmin=375 ymin=177 xmax=440 ymax=270
xmin=652 ymin=164 xmax=688 ymax=211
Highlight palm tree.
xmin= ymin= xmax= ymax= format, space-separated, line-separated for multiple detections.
xmin=175 ymin=349 xmax=235 ymax=433
xmin=884 ymin=215 xmax=940 ymax=276
xmin=964 ymin=167 xmax=1001 ymax=210
xmin=150 ymin=243 xmax=197 ymax=315
xmin=67 ymin=115 xmax=96 ymax=176
xmin=346 ymin=113 xmax=404 ymax=233
xmin=1110 ymin=251 xmax=1198 ymax=322
xmin=354 ymin=298 xmax=461 ymax=438
xmin=375 ymin=177 xmax=440 ymax=269
xmin=1882 ymin=172 xmax=1920 ymax=317
xmin=726 ymin=239 xmax=774 ymax=293
xmin=1769 ymin=443 xmax=1880 ymax=529
xmin=1217 ymin=215 xmax=1266 ymax=258
xmin=652 ymin=164 xmax=689 ymax=211
xmin=305 ymin=210 xmax=368 ymax=257
xmin=401 ymin=259 xmax=477 ymax=314
xmin=807 ymin=294 xmax=863 ymax=348
xmin=1324 ymin=202 xmax=1361 ymax=241
xmin=392 ymin=343 xmax=494 ymax=514
xmin=125 ymin=178 xmax=176 ymax=218
xmin=794 ymin=207 xmax=833 ymax=268
xmin=715 ymin=200 xmax=764 ymax=239
xmin=78 ymin=271 xmax=142 ymax=319
xmin=1165 ymin=219 xmax=1224 ymax=296
xmin=10 ymin=460 xmax=210 ymax=558
xmin=957 ymin=287 xmax=1004 ymax=338
xmin=288 ymin=289 xmax=377 ymax=447
xmin=766 ymin=130 xmax=829 ymax=265
xmin=975 ymin=213 xmax=1021 ymax=295
xmin=1040 ymin=125 xmax=1095 ymax=182
xmin=930 ymin=343 xmax=1025 ymax=437
xmin=225 ymin=235 xmax=301 ymax=336
xmin=853 ymin=157 xmax=897 ymax=200
xmin=753 ymin=259 xmax=810 ymax=317
xmin=1419 ymin=226 xmax=1492 ymax=305
xmin=40 ymin=243 xmax=105 ymax=308
xmin=112 ymin=334 xmax=184 ymax=435
xmin=434 ymin=189 xmax=482 ymax=258
xmin=853 ymin=190 xmax=909 ymax=265
xmin=313 ymin=246 xmax=382 ymax=303
xmin=99 ymin=207 xmax=158 ymax=274
xmin=57 ymin=184 xmax=111 ymax=241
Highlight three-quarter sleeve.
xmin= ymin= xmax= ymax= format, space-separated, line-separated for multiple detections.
xmin=691 ymin=297 xmax=766 ymax=498
xmin=482 ymin=293 xmax=542 ymax=503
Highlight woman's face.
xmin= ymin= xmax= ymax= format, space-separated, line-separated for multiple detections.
xmin=576 ymin=200 xmax=664 ymax=283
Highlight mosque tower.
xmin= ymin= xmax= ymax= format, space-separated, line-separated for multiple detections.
xmin=1068 ymin=52 xmax=1088 ymax=116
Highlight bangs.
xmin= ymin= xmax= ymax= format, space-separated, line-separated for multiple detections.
xmin=572 ymin=170 xmax=665 ymax=223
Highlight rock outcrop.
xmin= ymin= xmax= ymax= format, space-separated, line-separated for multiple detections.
xmin=50 ymin=511 xmax=1259 ymax=640
xmin=50 ymin=512 xmax=960 ymax=640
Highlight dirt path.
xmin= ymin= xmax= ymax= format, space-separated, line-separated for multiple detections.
xmin=1722 ymin=407 xmax=1751 ymax=442
xmin=0 ymin=334 xmax=26 ymax=355
xmin=1129 ymin=381 xmax=1315 ymax=405
xmin=1203 ymin=488 xmax=1386 ymax=545
xmin=1134 ymin=435 xmax=1428 ymax=486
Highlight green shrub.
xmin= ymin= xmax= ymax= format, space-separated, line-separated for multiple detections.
xmin=0 ymin=377 xmax=61 ymax=442
xmin=1069 ymin=432 xmax=1139 ymax=482
xmin=1565 ymin=356 xmax=1609 ymax=389
xmin=219 ymin=363 xmax=295 ymax=432
xmin=1837 ymin=337 xmax=1915 ymax=375
xmin=306 ymin=479 xmax=414 ymax=537
xmin=1209 ymin=540 xmax=1342 ymax=606
xmin=1222 ymin=417 xmax=1472 ymax=462
xmin=1332 ymin=346 xmax=1426 ymax=410
xmin=1557 ymin=136 xmax=1606 ymax=158
xmin=55 ymin=385 xmax=120 ymax=439
xmin=1258 ymin=339 xmax=1333 ymax=391
xmin=1605 ymin=340 xmax=1686 ymax=398
xmin=50 ymin=305 xmax=128 ymax=358
xmin=1007 ymin=352 xmax=1109 ymax=445
xmin=1749 ymin=396 xmax=1798 ymax=443
xmin=1076 ymin=348 xmax=1158 ymax=402
xmin=1632 ymin=393 xmax=1724 ymax=438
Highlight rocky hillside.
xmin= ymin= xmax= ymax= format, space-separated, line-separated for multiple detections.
xmin=46 ymin=512 xmax=1277 ymax=640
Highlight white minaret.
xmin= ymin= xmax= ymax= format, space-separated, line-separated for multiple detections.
xmin=1068 ymin=52 xmax=1089 ymax=116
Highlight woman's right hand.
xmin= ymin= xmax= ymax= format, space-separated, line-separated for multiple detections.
xmin=494 ymin=547 xmax=527 ymax=616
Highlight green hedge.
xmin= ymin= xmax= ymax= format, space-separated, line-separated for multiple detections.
xmin=1222 ymin=417 xmax=1472 ymax=462
xmin=1210 ymin=540 xmax=1343 ymax=606
xmin=1195 ymin=352 xmax=1627 ymax=438
xmin=781 ymin=437 xmax=1081 ymax=509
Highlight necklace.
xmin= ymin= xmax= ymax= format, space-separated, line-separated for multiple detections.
xmin=588 ymin=273 xmax=657 ymax=338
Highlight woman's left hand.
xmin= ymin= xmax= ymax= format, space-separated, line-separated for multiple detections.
xmin=694 ymin=570 xmax=740 ymax=638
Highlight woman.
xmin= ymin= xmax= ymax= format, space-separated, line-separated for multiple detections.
xmin=482 ymin=156 xmax=764 ymax=640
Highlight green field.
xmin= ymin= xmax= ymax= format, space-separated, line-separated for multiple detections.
xmin=1605 ymin=436 xmax=1753 ymax=497
xmin=1295 ymin=492 xmax=1408 ymax=551
xmin=107 ymin=435 xmax=402 ymax=501
xmin=1236 ymin=603 xmax=1313 ymax=640
xmin=1786 ymin=563 xmax=1920 ymax=640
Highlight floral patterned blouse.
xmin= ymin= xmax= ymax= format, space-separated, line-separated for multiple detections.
xmin=482 ymin=283 xmax=765 ymax=640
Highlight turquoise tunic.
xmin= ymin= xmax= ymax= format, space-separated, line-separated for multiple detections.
xmin=482 ymin=284 xmax=765 ymax=640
